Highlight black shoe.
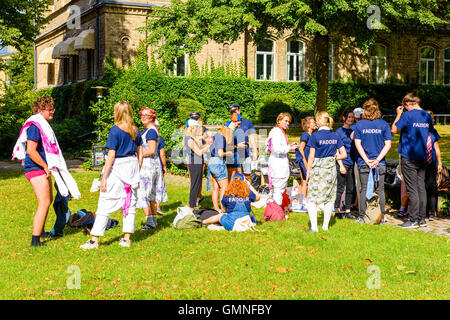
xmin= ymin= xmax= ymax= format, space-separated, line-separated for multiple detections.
xmin=31 ymin=241 xmax=46 ymax=247
xmin=344 ymin=213 xmax=355 ymax=220
xmin=419 ymin=219 xmax=427 ymax=227
xmin=398 ymin=220 xmax=419 ymax=229
xmin=428 ymin=214 xmax=436 ymax=221
xmin=196 ymin=196 xmax=205 ymax=206
xmin=335 ymin=212 xmax=343 ymax=219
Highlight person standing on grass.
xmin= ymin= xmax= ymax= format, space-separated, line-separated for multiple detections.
xmin=267 ymin=112 xmax=298 ymax=206
xmin=226 ymin=113 xmax=246 ymax=181
xmin=295 ymin=116 xmax=316 ymax=212
xmin=305 ymin=111 xmax=347 ymax=232
xmin=154 ymin=119 xmax=168 ymax=216
xmin=184 ymin=119 xmax=212 ymax=212
xmin=334 ymin=110 xmax=356 ymax=220
xmin=137 ymin=107 xmax=161 ymax=230
xmin=351 ymin=107 xmax=364 ymax=209
xmin=424 ymin=110 xmax=443 ymax=221
xmin=228 ymin=104 xmax=259 ymax=182
xmin=13 ymin=97 xmax=81 ymax=247
xmin=207 ymin=123 xmax=235 ymax=212
xmin=80 ymin=101 xmax=143 ymax=249
xmin=391 ymin=91 xmax=435 ymax=229
xmin=353 ymin=99 xmax=392 ymax=225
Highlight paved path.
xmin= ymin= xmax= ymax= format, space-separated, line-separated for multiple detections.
xmin=1 ymin=160 xmax=448 ymax=236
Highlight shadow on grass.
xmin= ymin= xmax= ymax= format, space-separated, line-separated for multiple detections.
xmin=0 ymin=170 xmax=24 ymax=180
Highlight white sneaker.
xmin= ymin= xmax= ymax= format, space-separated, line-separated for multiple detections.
xmin=80 ymin=240 xmax=98 ymax=250
xmin=207 ymin=224 xmax=225 ymax=231
xmin=118 ymin=238 xmax=130 ymax=247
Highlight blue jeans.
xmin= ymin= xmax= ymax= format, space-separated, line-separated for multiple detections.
xmin=49 ymin=183 xmax=70 ymax=236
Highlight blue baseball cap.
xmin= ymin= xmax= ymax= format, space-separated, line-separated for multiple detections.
xmin=189 ymin=111 xmax=201 ymax=120
xmin=228 ymin=104 xmax=240 ymax=113
xmin=232 ymin=173 xmax=245 ymax=181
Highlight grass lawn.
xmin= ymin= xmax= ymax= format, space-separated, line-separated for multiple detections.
xmin=287 ymin=125 xmax=450 ymax=165
xmin=0 ymin=170 xmax=448 ymax=300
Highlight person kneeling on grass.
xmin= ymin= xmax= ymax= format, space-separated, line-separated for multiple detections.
xmin=80 ymin=101 xmax=143 ymax=250
xmin=202 ymin=174 xmax=260 ymax=231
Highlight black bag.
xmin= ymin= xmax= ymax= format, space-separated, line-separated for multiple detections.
xmin=250 ymin=172 xmax=261 ymax=190
xmin=193 ymin=208 xmax=220 ymax=221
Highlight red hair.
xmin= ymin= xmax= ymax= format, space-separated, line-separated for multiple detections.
xmin=138 ymin=106 xmax=157 ymax=121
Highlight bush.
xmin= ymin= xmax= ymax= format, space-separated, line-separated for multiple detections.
xmin=175 ymin=98 xmax=207 ymax=123
xmin=256 ymin=93 xmax=296 ymax=124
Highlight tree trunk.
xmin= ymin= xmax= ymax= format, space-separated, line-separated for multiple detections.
xmin=314 ymin=34 xmax=329 ymax=114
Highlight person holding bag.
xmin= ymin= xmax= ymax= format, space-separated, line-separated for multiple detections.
xmin=354 ymin=99 xmax=392 ymax=224
xmin=305 ymin=111 xmax=347 ymax=232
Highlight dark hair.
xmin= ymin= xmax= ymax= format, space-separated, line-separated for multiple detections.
xmin=340 ymin=109 xmax=354 ymax=121
xmin=32 ymin=97 xmax=54 ymax=114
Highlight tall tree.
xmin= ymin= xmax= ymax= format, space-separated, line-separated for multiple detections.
xmin=141 ymin=0 xmax=446 ymax=113
xmin=0 ymin=0 xmax=49 ymax=50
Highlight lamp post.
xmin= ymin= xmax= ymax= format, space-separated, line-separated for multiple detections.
xmin=91 ymin=85 xmax=107 ymax=141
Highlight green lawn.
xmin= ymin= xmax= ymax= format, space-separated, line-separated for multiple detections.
xmin=287 ymin=125 xmax=450 ymax=165
xmin=0 ymin=170 xmax=448 ymax=299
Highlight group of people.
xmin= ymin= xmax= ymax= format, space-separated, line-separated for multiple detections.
xmin=15 ymin=89 xmax=443 ymax=248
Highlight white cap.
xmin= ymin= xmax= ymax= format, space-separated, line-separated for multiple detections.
xmin=353 ymin=107 xmax=364 ymax=119
xmin=155 ymin=119 xmax=159 ymax=126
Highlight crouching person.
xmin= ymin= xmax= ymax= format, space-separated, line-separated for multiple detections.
xmin=202 ymin=174 xmax=260 ymax=231
xmin=80 ymin=101 xmax=143 ymax=249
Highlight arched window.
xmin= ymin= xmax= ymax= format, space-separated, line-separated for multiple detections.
xmin=419 ymin=46 xmax=435 ymax=84
xmin=444 ymin=48 xmax=450 ymax=85
xmin=369 ymin=44 xmax=386 ymax=83
xmin=255 ymin=39 xmax=275 ymax=81
xmin=121 ymin=37 xmax=130 ymax=67
xmin=286 ymin=40 xmax=305 ymax=81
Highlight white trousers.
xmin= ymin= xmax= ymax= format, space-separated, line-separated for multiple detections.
xmin=272 ymin=176 xmax=289 ymax=206
xmin=306 ymin=201 xmax=334 ymax=232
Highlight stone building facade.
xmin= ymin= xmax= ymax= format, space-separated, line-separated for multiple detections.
xmin=34 ymin=0 xmax=450 ymax=90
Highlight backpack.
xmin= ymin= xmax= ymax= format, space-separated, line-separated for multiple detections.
xmin=262 ymin=198 xmax=286 ymax=222
xmin=437 ymin=165 xmax=450 ymax=191
xmin=232 ymin=215 xmax=257 ymax=232
xmin=173 ymin=206 xmax=203 ymax=229
xmin=174 ymin=214 xmax=203 ymax=229
xmin=363 ymin=168 xmax=382 ymax=225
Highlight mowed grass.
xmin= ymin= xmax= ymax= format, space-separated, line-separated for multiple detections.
xmin=0 ymin=170 xmax=448 ymax=300
xmin=287 ymin=125 xmax=450 ymax=165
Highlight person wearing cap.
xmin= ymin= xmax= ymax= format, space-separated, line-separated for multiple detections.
xmin=353 ymin=107 xmax=364 ymax=123
xmin=154 ymin=119 xmax=168 ymax=216
xmin=202 ymin=174 xmax=260 ymax=231
xmin=351 ymin=106 xmax=364 ymax=210
xmin=228 ymin=104 xmax=259 ymax=181
xmin=226 ymin=113 xmax=246 ymax=181
xmin=136 ymin=107 xmax=161 ymax=230
xmin=185 ymin=112 xmax=208 ymax=205
xmin=184 ymin=118 xmax=212 ymax=211
xmin=207 ymin=122 xmax=235 ymax=212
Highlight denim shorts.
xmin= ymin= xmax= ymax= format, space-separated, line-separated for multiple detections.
xmin=208 ymin=157 xmax=228 ymax=181
xmin=220 ymin=212 xmax=249 ymax=231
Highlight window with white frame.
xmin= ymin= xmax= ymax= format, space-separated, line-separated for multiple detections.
xmin=174 ymin=53 xmax=187 ymax=76
xmin=444 ymin=48 xmax=450 ymax=85
xmin=256 ymin=39 xmax=275 ymax=81
xmin=369 ymin=44 xmax=386 ymax=83
xmin=329 ymin=44 xmax=334 ymax=81
xmin=286 ymin=40 xmax=305 ymax=81
xmin=419 ymin=46 xmax=435 ymax=84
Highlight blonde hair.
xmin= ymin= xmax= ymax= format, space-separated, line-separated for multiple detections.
xmin=114 ymin=101 xmax=138 ymax=140
xmin=315 ymin=111 xmax=334 ymax=129
xmin=362 ymin=98 xmax=382 ymax=120
xmin=276 ymin=112 xmax=292 ymax=125
xmin=219 ymin=125 xmax=233 ymax=145
xmin=301 ymin=116 xmax=314 ymax=131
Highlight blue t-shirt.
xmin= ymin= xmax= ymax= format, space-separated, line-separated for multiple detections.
xmin=353 ymin=119 xmax=393 ymax=166
xmin=105 ymin=125 xmax=143 ymax=158
xmin=210 ymin=132 xmax=227 ymax=158
xmin=221 ymin=191 xmax=257 ymax=213
xmin=308 ymin=129 xmax=344 ymax=159
xmin=336 ymin=127 xmax=355 ymax=166
xmin=143 ymin=128 xmax=158 ymax=143
xmin=295 ymin=132 xmax=311 ymax=165
xmin=235 ymin=118 xmax=256 ymax=159
xmin=395 ymin=109 xmax=434 ymax=161
xmin=157 ymin=136 xmax=166 ymax=166
xmin=24 ymin=124 xmax=47 ymax=173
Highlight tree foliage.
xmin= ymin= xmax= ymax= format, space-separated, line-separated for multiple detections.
xmin=141 ymin=0 xmax=446 ymax=112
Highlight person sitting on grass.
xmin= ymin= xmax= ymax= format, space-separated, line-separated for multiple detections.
xmin=202 ymin=174 xmax=260 ymax=231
